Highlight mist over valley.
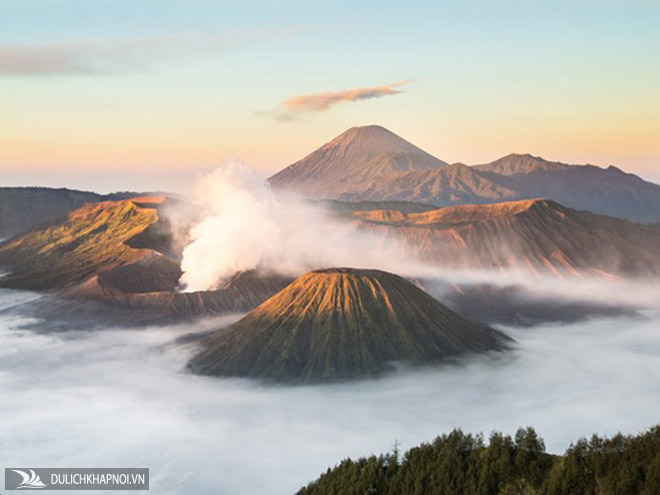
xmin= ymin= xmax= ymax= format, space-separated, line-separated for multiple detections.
xmin=1 ymin=125 xmax=660 ymax=493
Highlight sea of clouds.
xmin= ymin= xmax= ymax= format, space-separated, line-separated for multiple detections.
xmin=2 ymin=161 xmax=660 ymax=494
xmin=1 ymin=286 xmax=659 ymax=495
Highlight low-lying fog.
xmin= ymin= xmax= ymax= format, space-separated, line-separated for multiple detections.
xmin=1 ymin=282 xmax=659 ymax=495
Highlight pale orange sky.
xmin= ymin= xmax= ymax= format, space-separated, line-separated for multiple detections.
xmin=2 ymin=0 xmax=659 ymax=192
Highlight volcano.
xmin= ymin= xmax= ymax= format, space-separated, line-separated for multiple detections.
xmin=188 ymin=268 xmax=511 ymax=382
xmin=0 ymin=197 xmax=290 ymax=326
xmin=269 ymin=126 xmax=660 ymax=223
xmin=269 ymin=125 xmax=447 ymax=196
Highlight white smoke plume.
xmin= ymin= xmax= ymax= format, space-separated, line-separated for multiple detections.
xmin=179 ymin=160 xmax=411 ymax=291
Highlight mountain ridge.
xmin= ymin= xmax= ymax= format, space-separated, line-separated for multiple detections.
xmin=354 ymin=199 xmax=660 ymax=278
xmin=474 ymin=153 xmax=571 ymax=175
xmin=0 ymin=196 xmax=170 ymax=290
xmin=269 ymin=126 xmax=660 ymax=223
xmin=0 ymin=187 xmax=166 ymax=239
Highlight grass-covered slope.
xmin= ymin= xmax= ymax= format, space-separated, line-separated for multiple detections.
xmin=0 ymin=187 xmax=156 ymax=238
xmin=188 ymin=268 xmax=511 ymax=382
xmin=0 ymin=196 xmax=176 ymax=290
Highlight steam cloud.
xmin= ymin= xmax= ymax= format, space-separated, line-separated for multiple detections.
xmin=179 ymin=161 xmax=413 ymax=291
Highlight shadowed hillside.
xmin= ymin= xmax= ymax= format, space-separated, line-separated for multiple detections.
xmin=24 ymin=270 xmax=293 ymax=328
xmin=0 ymin=187 xmax=101 ymax=239
xmin=354 ymin=199 xmax=660 ymax=278
xmin=188 ymin=268 xmax=511 ymax=382
xmin=0 ymin=187 xmax=160 ymax=239
xmin=474 ymin=154 xmax=660 ymax=223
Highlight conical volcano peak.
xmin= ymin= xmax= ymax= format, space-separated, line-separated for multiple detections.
xmin=323 ymin=125 xmax=430 ymax=155
xmin=187 ymin=267 xmax=511 ymax=382
xmin=269 ymin=125 xmax=448 ymax=193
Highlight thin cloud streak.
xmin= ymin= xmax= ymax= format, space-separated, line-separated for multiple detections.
xmin=0 ymin=38 xmax=178 ymax=75
xmin=0 ymin=28 xmax=306 ymax=76
xmin=266 ymin=80 xmax=410 ymax=119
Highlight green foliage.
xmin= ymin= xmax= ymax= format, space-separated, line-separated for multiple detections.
xmin=297 ymin=425 xmax=660 ymax=495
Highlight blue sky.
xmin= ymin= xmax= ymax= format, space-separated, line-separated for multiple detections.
xmin=1 ymin=0 xmax=659 ymax=192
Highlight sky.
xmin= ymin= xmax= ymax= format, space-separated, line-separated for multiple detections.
xmin=1 ymin=0 xmax=659 ymax=192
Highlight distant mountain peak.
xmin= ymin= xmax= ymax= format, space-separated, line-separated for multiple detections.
xmin=324 ymin=125 xmax=422 ymax=154
xmin=505 ymin=152 xmax=540 ymax=160
xmin=268 ymin=129 xmax=660 ymax=223
xmin=269 ymin=125 xmax=448 ymax=193
xmin=338 ymin=124 xmax=391 ymax=136
xmin=475 ymin=154 xmax=570 ymax=175
xmin=315 ymin=124 xmax=445 ymax=163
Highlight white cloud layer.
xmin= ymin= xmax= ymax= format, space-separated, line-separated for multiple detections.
xmin=1 ymin=287 xmax=659 ymax=494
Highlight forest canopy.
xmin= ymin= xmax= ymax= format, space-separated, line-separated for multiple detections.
xmin=297 ymin=425 xmax=660 ymax=495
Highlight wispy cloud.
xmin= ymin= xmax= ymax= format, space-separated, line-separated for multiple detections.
xmin=266 ymin=80 xmax=410 ymax=119
xmin=0 ymin=38 xmax=175 ymax=75
xmin=0 ymin=29 xmax=304 ymax=76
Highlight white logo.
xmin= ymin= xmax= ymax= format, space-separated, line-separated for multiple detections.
xmin=11 ymin=469 xmax=48 ymax=489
